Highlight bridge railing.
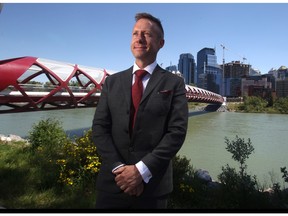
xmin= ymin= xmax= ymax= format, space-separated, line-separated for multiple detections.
xmin=0 ymin=56 xmax=224 ymax=113
xmin=185 ymin=85 xmax=224 ymax=104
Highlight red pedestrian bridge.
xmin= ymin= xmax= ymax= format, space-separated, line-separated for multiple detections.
xmin=0 ymin=56 xmax=224 ymax=113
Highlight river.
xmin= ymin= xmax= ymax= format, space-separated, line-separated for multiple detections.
xmin=0 ymin=108 xmax=287 ymax=188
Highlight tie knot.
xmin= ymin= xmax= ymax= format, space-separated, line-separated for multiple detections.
xmin=135 ymin=70 xmax=147 ymax=79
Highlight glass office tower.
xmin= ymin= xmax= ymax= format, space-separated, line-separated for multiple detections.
xmin=178 ymin=53 xmax=196 ymax=85
xmin=197 ymin=48 xmax=222 ymax=94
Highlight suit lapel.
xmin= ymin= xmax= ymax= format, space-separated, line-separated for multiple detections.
xmin=120 ymin=67 xmax=133 ymax=109
xmin=141 ymin=65 xmax=165 ymax=103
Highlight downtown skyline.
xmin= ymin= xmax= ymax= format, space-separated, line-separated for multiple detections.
xmin=0 ymin=3 xmax=287 ymax=75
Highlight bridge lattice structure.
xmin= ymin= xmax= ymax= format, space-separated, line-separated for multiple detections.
xmin=0 ymin=56 xmax=224 ymax=113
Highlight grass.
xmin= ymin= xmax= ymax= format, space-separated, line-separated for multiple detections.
xmin=0 ymin=140 xmax=97 ymax=209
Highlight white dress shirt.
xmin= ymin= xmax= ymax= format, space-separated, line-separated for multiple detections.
xmin=112 ymin=61 xmax=157 ymax=183
xmin=132 ymin=61 xmax=158 ymax=183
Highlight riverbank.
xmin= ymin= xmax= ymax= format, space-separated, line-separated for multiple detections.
xmin=1 ymin=136 xmax=287 ymax=210
xmin=225 ymin=96 xmax=288 ymax=114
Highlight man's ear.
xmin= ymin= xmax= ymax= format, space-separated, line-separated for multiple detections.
xmin=159 ymin=39 xmax=165 ymax=48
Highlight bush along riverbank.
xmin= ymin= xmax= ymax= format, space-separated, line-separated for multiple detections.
xmin=0 ymin=118 xmax=288 ymax=211
xmin=227 ymin=96 xmax=288 ymax=114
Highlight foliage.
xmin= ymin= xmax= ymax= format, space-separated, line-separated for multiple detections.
xmin=0 ymin=118 xmax=100 ymax=208
xmin=168 ymin=155 xmax=195 ymax=208
xmin=280 ymin=167 xmax=288 ymax=184
xmin=2 ymin=118 xmax=288 ymax=209
xmin=238 ymin=96 xmax=268 ymax=113
xmin=218 ymin=136 xmax=260 ymax=208
xmin=168 ymin=155 xmax=222 ymax=209
xmin=56 ymin=129 xmax=101 ymax=187
xmin=273 ymin=97 xmax=288 ymax=114
xmin=0 ymin=140 xmax=97 ymax=209
xmin=225 ymin=135 xmax=254 ymax=178
xmin=232 ymin=96 xmax=288 ymax=114
xmin=27 ymin=118 xmax=68 ymax=189
xmin=28 ymin=117 xmax=67 ymax=155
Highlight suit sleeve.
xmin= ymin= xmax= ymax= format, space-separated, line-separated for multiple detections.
xmin=91 ymin=77 xmax=124 ymax=171
xmin=141 ymin=77 xmax=188 ymax=176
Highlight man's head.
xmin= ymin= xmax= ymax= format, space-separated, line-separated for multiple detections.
xmin=135 ymin=13 xmax=164 ymax=39
xmin=131 ymin=12 xmax=165 ymax=68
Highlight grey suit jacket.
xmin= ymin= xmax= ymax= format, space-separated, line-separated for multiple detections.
xmin=92 ymin=65 xmax=188 ymax=197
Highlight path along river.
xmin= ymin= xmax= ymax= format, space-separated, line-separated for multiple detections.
xmin=0 ymin=107 xmax=287 ymax=188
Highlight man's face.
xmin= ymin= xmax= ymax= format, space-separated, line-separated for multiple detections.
xmin=130 ymin=18 xmax=164 ymax=64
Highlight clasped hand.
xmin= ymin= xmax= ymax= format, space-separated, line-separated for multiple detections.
xmin=113 ymin=165 xmax=144 ymax=196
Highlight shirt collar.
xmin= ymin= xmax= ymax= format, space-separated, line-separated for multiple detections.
xmin=133 ymin=61 xmax=158 ymax=75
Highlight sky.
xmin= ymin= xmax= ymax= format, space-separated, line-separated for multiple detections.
xmin=0 ymin=2 xmax=287 ymax=74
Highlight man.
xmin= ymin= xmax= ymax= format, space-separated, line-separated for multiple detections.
xmin=92 ymin=12 xmax=188 ymax=209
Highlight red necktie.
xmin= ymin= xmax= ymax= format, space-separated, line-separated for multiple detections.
xmin=131 ymin=70 xmax=147 ymax=128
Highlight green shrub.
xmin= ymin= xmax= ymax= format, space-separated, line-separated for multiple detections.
xmin=56 ymin=129 xmax=101 ymax=188
xmin=28 ymin=117 xmax=67 ymax=155
xmin=168 ymin=155 xmax=196 ymax=209
xmin=242 ymin=96 xmax=268 ymax=113
xmin=168 ymin=155 xmax=218 ymax=209
xmin=273 ymin=97 xmax=288 ymax=114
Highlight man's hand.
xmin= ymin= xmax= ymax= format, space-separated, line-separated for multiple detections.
xmin=127 ymin=182 xmax=144 ymax=196
xmin=113 ymin=165 xmax=143 ymax=196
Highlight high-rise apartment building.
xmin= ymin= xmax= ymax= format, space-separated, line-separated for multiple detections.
xmin=223 ymin=61 xmax=251 ymax=97
xmin=197 ymin=48 xmax=222 ymax=94
xmin=178 ymin=53 xmax=196 ymax=85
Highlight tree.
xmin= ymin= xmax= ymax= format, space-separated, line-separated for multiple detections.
xmin=225 ymin=135 xmax=254 ymax=178
xmin=218 ymin=136 xmax=258 ymax=208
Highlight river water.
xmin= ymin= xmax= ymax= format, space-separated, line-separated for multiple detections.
xmin=0 ymin=108 xmax=287 ymax=188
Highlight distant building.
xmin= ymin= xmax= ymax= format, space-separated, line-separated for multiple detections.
xmin=250 ymin=67 xmax=261 ymax=76
xmin=276 ymin=80 xmax=288 ymax=98
xmin=241 ymin=75 xmax=273 ymax=99
xmin=178 ymin=53 xmax=196 ymax=85
xmin=165 ymin=65 xmax=177 ymax=72
xmin=223 ymin=61 xmax=251 ymax=97
xmin=197 ymin=48 xmax=222 ymax=94
xmin=277 ymin=66 xmax=288 ymax=80
xmin=268 ymin=66 xmax=288 ymax=80
xmin=268 ymin=68 xmax=278 ymax=78
xmin=267 ymin=65 xmax=288 ymax=98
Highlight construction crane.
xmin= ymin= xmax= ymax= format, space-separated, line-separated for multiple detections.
xmin=220 ymin=44 xmax=228 ymax=96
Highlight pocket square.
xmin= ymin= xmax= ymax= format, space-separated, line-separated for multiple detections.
xmin=158 ymin=90 xmax=173 ymax=94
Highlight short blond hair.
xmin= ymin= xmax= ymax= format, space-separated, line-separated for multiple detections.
xmin=135 ymin=12 xmax=164 ymax=39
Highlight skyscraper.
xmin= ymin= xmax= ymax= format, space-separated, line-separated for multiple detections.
xmin=178 ymin=53 xmax=196 ymax=85
xmin=223 ymin=61 xmax=251 ymax=97
xmin=197 ymin=48 xmax=222 ymax=94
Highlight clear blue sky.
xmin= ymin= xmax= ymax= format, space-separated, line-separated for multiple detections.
xmin=0 ymin=3 xmax=287 ymax=74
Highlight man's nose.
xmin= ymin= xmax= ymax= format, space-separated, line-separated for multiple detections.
xmin=135 ymin=33 xmax=145 ymax=42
